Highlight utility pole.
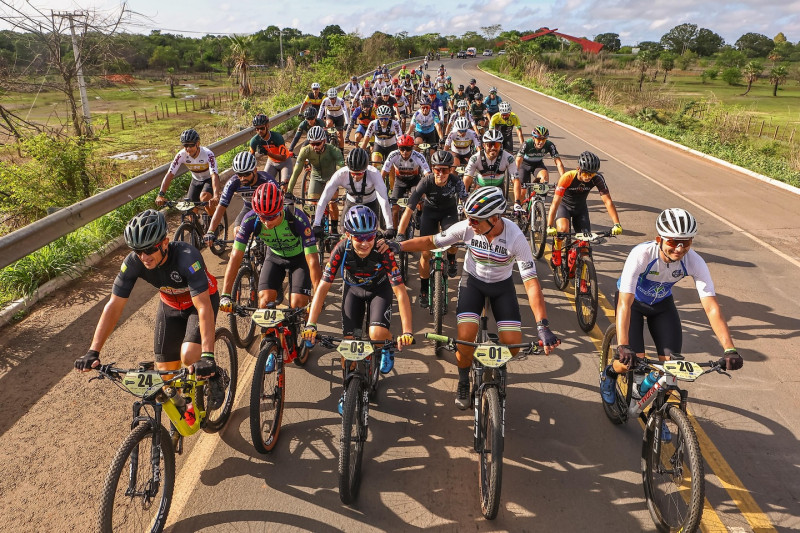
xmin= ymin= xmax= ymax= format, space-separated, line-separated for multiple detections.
xmin=279 ymin=30 xmax=285 ymax=68
xmin=53 ymin=11 xmax=93 ymax=136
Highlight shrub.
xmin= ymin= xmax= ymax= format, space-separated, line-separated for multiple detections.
xmin=720 ymin=67 xmax=742 ymax=85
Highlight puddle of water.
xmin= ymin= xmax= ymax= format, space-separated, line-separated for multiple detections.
xmin=108 ymin=149 xmax=155 ymax=161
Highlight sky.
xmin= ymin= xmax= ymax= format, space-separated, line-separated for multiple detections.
xmin=2 ymin=0 xmax=800 ymax=45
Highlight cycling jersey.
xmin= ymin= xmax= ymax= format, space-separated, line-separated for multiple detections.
xmin=489 ymin=112 xmax=522 ymax=139
xmin=445 ymin=130 xmax=481 ymax=155
xmin=464 ymin=85 xmax=481 ymax=102
xmin=375 ymin=95 xmax=398 ymax=113
xmin=470 ymin=101 xmax=488 ymax=121
xmin=407 ymin=173 xmax=467 ymax=211
xmin=350 ymin=106 xmax=377 ymax=128
xmin=373 ymin=80 xmax=389 ymax=95
xmin=234 ymin=207 xmax=318 ymax=258
xmin=452 ymin=92 xmax=468 ymax=107
xmin=617 ymin=241 xmax=715 ymax=305
xmin=395 ymin=95 xmax=410 ymax=114
xmin=447 ymin=111 xmax=476 ymax=129
xmin=249 ymin=131 xmax=289 ymax=163
xmin=343 ymin=82 xmax=362 ymax=102
xmin=484 ymin=95 xmax=503 ymax=114
xmin=464 ymin=149 xmax=517 ymax=187
xmin=219 ymin=170 xmax=276 ymax=210
xmin=425 ymin=96 xmax=446 ymax=117
xmin=324 ymin=239 xmax=403 ymax=290
xmin=382 ymin=149 xmax=430 ymax=180
xmin=168 ymin=147 xmax=218 ymax=183
xmin=518 ymin=138 xmax=560 ymax=163
xmin=318 ymin=97 xmax=349 ymax=119
xmin=401 ymin=80 xmax=415 ymax=94
xmin=113 ymin=241 xmax=218 ymax=311
xmin=435 ymin=91 xmax=450 ymax=108
xmin=314 ymin=167 xmax=392 ymax=228
xmin=303 ymin=90 xmax=324 ymax=108
xmin=432 ymin=219 xmax=538 ymax=283
xmin=364 ymin=119 xmax=403 ymax=148
xmin=410 ymin=109 xmax=440 ymax=134
xmin=286 ymin=143 xmax=345 ymax=191
xmin=553 ymin=170 xmax=610 ymax=209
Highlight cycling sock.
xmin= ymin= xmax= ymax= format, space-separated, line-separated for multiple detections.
xmin=420 ymin=278 xmax=430 ymax=292
xmin=458 ymin=366 xmax=470 ymax=382
xmin=447 ymin=253 xmax=456 ymax=263
xmin=605 ymin=365 xmax=619 ymax=379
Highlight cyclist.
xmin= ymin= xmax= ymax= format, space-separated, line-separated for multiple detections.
xmin=373 ymin=73 xmax=389 ymax=97
xmin=408 ymin=97 xmax=443 ymax=148
xmin=390 ymin=186 xmax=560 ymax=408
xmin=383 ymin=134 xmax=431 ymax=227
xmin=600 ymin=208 xmax=743 ymax=435
xmin=418 ymin=73 xmax=433 ymax=101
xmin=362 ymin=105 xmax=403 ymax=161
xmin=401 ymin=74 xmax=416 ymax=108
xmin=249 ymin=114 xmax=294 ymax=184
xmin=312 ymin=147 xmax=394 ymax=236
xmin=463 ymin=129 xmax=517 ymax=192
xmin=288 ymin=107 xmax=323 ymax=153
xmin=489 ymin=101 xmax=524 ymax=154
xmin=299 ymin=82 xmax=324 ymax=115
xmin=424 ymin=88 xmax=446 ymax=123
xmin=464 ymin=78 xmax=481 ymax=102
xmin=512 ymin=126 xmax=565 ymax=214
xmin=450 ymin=84 xmax=468 ymax=113
xmin=318 ymin=88 xmax=349 ymax=149
xmin=286 ymin=125 xmax=346 ymax=234
xmin=218 ymin=183 xmax=321 ymax=365
xmin=484 ymin=87 xmax=503 ymax=115
xmin=435 ymin=84 xmax=451 ymax=121
xmin=302 ymin=207 xmax=414 ymax=414
xmin=446 ymin=99 xmax=479 ymax=136
xmin=546 ymin=151 xmax=623 ymax=268
xmin=394 ymin=87 xmax=410 ymax=131
xmin=444 ymin=116 xmax=481 ymax=166
xmin=157 ymin=129 xmax=221 ymax=218
xmin=443 ymin=75 xmax=454 ymax=95
xmin=398 ymin=64 xmax=410 ymax=79
xmin=470 ymin=92 xmax=490 ymax=133
xmin=375 ymin=86 xmax=399 ymax=121
xmin=396 ymin=150 xmax=467 ymax=302
xmin=361 ymin=78 xmax=374 ymax=100
xmin=75 ymin=209 xmax=223 ymax=421
xmin=345 ymin=97 xmax=376 ymax=146
xmin=205 ymin=152 xmax=277 ymax=244
xmin=343 ymin=75 xmax=362 ymax=106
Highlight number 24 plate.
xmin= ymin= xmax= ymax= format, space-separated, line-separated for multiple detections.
xmin=122 ymin=371 xmax=164 ymax=395
xmin=337 ymin=340 xmax=374 ymax=361
xmin=474 ymin=344 xmax=512 ymax=367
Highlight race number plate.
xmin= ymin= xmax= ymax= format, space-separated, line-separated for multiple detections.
xmin=174 ymin=201 xmax=195 ymax=212
xmin=473 ymin=344 xmax=512 ymax=368
xmin=663 ymin=360 xmax=704 ymax=381
xmin=122 ymin=371 xmax=164 ymax=395
xmin=337 ymin=340 xmax=374 ymax=361
xmin=531 ymin=183 xmax=550 ymax=195
xmin=396 ymin=197 xmax=410 ymax=209
xmin=252 ymin=309 xmax=286 ymax=327
xmin=574 ymin=232 xmax=602 ymax=243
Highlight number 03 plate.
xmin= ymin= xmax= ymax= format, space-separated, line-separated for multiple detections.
xmin=252 ymin=309 xmax=285 ymax=327
xmin=663 ymin=360 xmax=704 ymax=381
xmin=474 ymin=344 xmax=512 ymax=368
xmin=122 ymin=371 xmax=164 ymax=395
xmin=337 ymin=340 xmax=374 ymax=361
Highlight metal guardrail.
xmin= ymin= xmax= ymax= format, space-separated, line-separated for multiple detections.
xmin=0 ymin=57 xmax=422 ymax=270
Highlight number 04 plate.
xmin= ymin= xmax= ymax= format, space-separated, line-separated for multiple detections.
xmin=663 ymin=360 xmax=704 ymax=381
xmin=337 ymin=340 xmax=374 ymax=361
xmin=252 ymin=309 xmax=285 ymax=327
xmin=474 ymin=344 xmax=512 ymax=368
xmin=122 ymin=371 xmax=164 ymax=395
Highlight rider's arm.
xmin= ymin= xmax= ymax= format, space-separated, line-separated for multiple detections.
xmin=88 ymin=294 xmax=128 ymax=352
xmin=523 ymin=277 xmax=550 ymax=330
xmin=312 ymin=170 xmax=344 ymax=226
xmin=599 ymin=192 xmax=621 ymax=226
xmin=701 ymin=295 xmax=735 ymax=351
xmin=191 ymin=289 xmax=216 ymax=354
xmin=208 ymin=151 xmax=221 ymax=198
xmin=547 ymin=173 xmax=571 ymax=227
xmin=307 ymin=279 xmax=332 ymax=326
xmin=392 ymin=282 xmax=413 ymax=338
xmin=221 ymin=218 xmax=255 ymax=293
xmin=615 ymin=291 xmax=636 ymax=346
xmin=158 ymin=151 xmax=186 ymax=196
xmin=360 ymin=122 xmax=374 ymax=149
xmin=369 ymin=169 xmax=394 ymax=229
xmin=554 ymin=157 xmax=566 ymax=176
xmin=305 ymin=252 xmax=321 ymax=292
xmin=286 ymin=147 xmax=308 ymax=191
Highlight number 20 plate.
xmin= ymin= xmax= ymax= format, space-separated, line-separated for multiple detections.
xmin=122 ymin=371 xmax=164 ymax=395
xmin=252 ymin=309 xmax=285 ymax=327
xmin=337 ymin=341 xmax=374 ymax=361
xmin=663 ymin=360 xmax=704 ymax=381
xmin=474 ymin=344 xmax=512 ymax=368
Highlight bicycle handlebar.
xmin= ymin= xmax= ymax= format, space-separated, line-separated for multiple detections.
xmin=425 ymin=333 xmax=541 ymax=353
xmin=634 ymin=355 xmax=730 ymax=379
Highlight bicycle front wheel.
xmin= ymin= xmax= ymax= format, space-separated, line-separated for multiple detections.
xmin=432 ymin=269 xmax=445 ymax=356
xmin=250 ymin=341 xmax=285 ymax=453
xmin=642 ymin=407 xmax=704 ymax=533
xmin=98 ymin=423 xmax=174 ymax=533
xmin=478 ymin=386 xmax=503 ymax=520
xmin=552 ymin=253 xmax=569 ymax=291
xmin=209 ymin=212 xmax=229 ymax=256
xmin=599 ymin=324 xmax=631 ymax=424
xmin=575 ymin=257 xmax=599 ymax=333
xmin=173 ymin=222 xmax=198 ymax=248
xmin=230 ymin=266 xmax=257 ymax=349
xmin=202 ymin=327 xmax=238 ymax=433
xmin=529 ymin=199 xmax=547 ymax=259
xmin=339 ymin=378 xmax=366 ymax=504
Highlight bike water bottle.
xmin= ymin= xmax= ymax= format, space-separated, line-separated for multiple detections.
xmin=638 ymin=370 xmax=660 ymax=396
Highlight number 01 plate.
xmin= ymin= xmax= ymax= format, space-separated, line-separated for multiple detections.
xmin=474 ymin=344 xmax=512 ymax=368
xmin=337 ymin=340 xmax=374 ymax=361
xmin=663 ymin=360 xmax=704 ymax=381
xmin=252 ymin=309 xmax=285 ymax=327
xmin=122 ymin=371 xmax=164 ymax=395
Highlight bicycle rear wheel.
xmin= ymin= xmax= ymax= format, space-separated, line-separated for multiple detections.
xmin=202 ymin=327 xmax=238 ymax=433
xmin=642 ymin=407 xmax=704 ymax=533
xmin=339 ymin=378 xmax=366 ymax=504
xmin=599 ymin=324 xmax=632 ymax=424
xmin=575 ymin=257 xmax=599 ymax=333
xmin=529 ymin=199 xmax=547 ymax=259
xmin=432 ymin=269 xmax=445 ymax=357
xmin=209 ymin=212 xmax=229 ymax=256
xmin=98 ymin=423 xmax=174 ymax=533
xmin=478 ymin=386 xmax=503 ymax=520
xmin=230 ymin=266 xmax=257 ymax=349
xmin=250 ymin=341 xmax=285 ymax=453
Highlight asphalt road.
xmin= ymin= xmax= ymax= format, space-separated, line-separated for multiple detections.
xmin=0 ymin=58 xmax=798 ymax=533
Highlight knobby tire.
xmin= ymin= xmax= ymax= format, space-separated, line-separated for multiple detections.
xmin=230 ymin=266 xmax=257 ymax=349
xmin=575 ymin=257 xmax=599 ymax=333
xmin=478 ymin=386 xmax=503 ymax=520
xmin=250 ymin=341 xmax=284 ymax=453
xmin=339 ymin=378 xmax=366 ymax=504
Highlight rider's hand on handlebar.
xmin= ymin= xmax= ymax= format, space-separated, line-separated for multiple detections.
xmin=75 ymin=350 xmax=100 ymax=372
xmin=723 ymin=349 xmax=743 ymax=371
xmin=396 ymin=332 xmax=414 ymax=350
xmin=383 ymin=228 xmax=397 ymax=240
xmin=611 ymin=223 xmax=623 ymax=236
xmin=546 ymin=226 xmax=557 ymax=237
xmin=617 ymin=344 xmax=636 ymax=367
xmin=312 ymin=225 xmax=325 ymax=239
xmin=536 ymin=322 xmax=560 ymax=354
xmin=203 ymin=232 xmax=216 ymax=243
xmin=301 ymin=324 xmax=318 ymax=344
xmin=219 ymin=294 xmax=233 ymax=313
xmin=192 ymin=354 xmax=216 ymax=378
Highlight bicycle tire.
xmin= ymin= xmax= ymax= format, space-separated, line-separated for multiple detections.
xmin=529 ymin=199 xmax=547 ymax=259
xmin=209 ymin=212 xmax=229 ymax=256
xmin=173 ymin=222 xmax=197 ymax=248
xmin=339 ymin=378 xmax=366 ymax=504
xmin=98 ymin=423 xmax=174 ymax=533
xmin=230 ymin=266 xmax=257 ymax=349
xmin=202 ymin=327 xmax=238 ymax=433
xmin=642 ymin=406 xmax=704 ymax=533
xmin=250 ymin=341 xmax=285 ymax=453
xmin=599 ymin=324 xmax=632 ymax=425
xmin=552 ymin=252 xmax=570 ymax=291
xmin=432 ymin=269 xmax=445 ymax=357
xmin=575 ymin=257 xmax=599 ymax=333
xmin=478 ymin=386 xmax=503 ymax=520
xmin=301 ymin=169 xmax=311 ymax=200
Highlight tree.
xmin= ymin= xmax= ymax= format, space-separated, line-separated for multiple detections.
xmin=637 ymin=41 xmax=663 ymax=55
xmin=634 ymin=49 xmax=657 ymax=90
xmin=227 ymin=34 xmax=254 ymax=97
xmin=717 ymin=47 xmax=747 ymax=68
xmin=769 ymin=65 xmax=788 ymax=96
xmin=166 ymin=67 xmax=177 ymax=98
xmin=740 ymin=61 xmax=762 ymax=96
xmin=481 ymin=24 xmax=502 ymax=41
xmin=774 ymin=32 xmax=787 ymax=44
xmin=692 ymin=28 xmax=725 ymax=56
xmin=660 ymin=23 xmax=698 ymax=55
xmin=735 ymin=32 xmax=774 ymax=58
xmin=320 ymin=24 xmax=345 ymax=49
xmin=594 ymin=33 xmax=621 ymax=52
xmin=720 ymin=67 xmax=742 ymax=85
xmin=659 ymin=52 xmax=676 ymax=82
xmin=149 ymin=45 xmax=180 ymax=69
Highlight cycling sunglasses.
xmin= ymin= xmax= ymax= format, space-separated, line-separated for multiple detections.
xmin=258 ymin=212 xmax=282 ymax=223
xmin=133 ymin=244 xmax=160 ymax=256
xmin=485 ymin=142 xmax=502 ymax=149
xmin=663 ymin=237 xmax=693 ymax=248
xmin=398 ymin=146 xmax=413 ymax=152
xmin=182 ymin=143 xmax=196 ymax=148
xmin=351 ymin=232 xmax=377 ymax=242
xmin=310 ymin=141 xmax=325 ymax=147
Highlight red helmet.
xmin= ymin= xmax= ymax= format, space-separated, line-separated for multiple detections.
xmin=251 ymin=182 xmax=283 ymax=218
xmin=394 ymin=87 xmax=403 ymax=96
xmin=397 ymin=134 xmax=414 ymax=148
xmin=392 ymin=77 xmax=399 ymax=84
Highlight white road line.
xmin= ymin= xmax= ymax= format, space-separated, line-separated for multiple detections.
xmin=468 ymin=63 xmax=800 ymax=269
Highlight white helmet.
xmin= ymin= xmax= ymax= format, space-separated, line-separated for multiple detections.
xmin=498 ymin=101 xmax=511 ymax=113
xmin=482 ymin=129 xmax=504 ymax=144
xmin=311 ymin=82 xmax=320 ymax=90
xmin=464 ymin=186 xmax=507 ymax=219
xmin=457 ymin=99 xmax=469 ymax=109
xmin=327 ymin=88 xmax=337 ymax=98
xmin=306 ymin=125 xmax=327 ymax=143
xmin=232 ymin=151 xmax=258 ymax=174
xmin=454 ymin=116 xmax=470 ymax=131
xmin=656 ymin=208 xmax=698 ymax=239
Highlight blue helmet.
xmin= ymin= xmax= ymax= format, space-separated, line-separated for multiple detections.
xmin=343 ymin=205 xmax=378 ymax=235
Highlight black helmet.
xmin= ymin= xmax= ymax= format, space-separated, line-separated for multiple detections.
xmin=470 ymin=78 xmax=476 ymax=84
xmin=252 ymin=114 xmax=269 ymax=127
xmin=303 ymin=107 xmax=318 ymax=120
xmin=457 ymin=84 xmax=464 ymax=90
xmin=124 ymin=209 xmax=167 ymax=251
xmin=347 ymin=148 xmax=370 ymax=172
xmin=361 ymin=97 xmax=373 ymax=108
xmin=430 ymin=150 xmax=454 ymax=167
xmin=577 ymin=151 xmax=601 ymax=173
xmin=180 ymin=129 xmax=199 ymax=144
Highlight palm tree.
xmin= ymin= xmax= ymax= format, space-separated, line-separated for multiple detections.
xmin=740 ymin=61 xmax=762 ymax=96
xmin=227 ymin=35 xmax=254 ymax=98
xmin=769 ymin=65 xmax=788 ymax=97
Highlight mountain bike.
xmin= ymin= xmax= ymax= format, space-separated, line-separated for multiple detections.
xmin=288 ymin=194 xmax=342 ymax=267
xmin=93 ymin=328 xmax=237 ymax=533
xmin=599 ymin=323 xmax=731 ymax=533
xmin=315 ymin=334 xmax=403 ymax=504
xmin=166 ymin=200 xmax=228 ymax=256
xmin=425 ymin=329 xmax=541 ymax=520
xmin=551 ymin=230 xmax=613 ymax=333
xmin=426 ymin=246 xmax=455 ymax=357
xmin=238 ymin=304 xmax=310 ymax=453
xmin=229 ymin=233 xmax=267 ymax=349
xmin=417 ymin=142 xmax=436 ymax=168
xmin=394 ymin=196 xmax=418 ymax=283
xmin=513 ymin=182 xmax=549 ymax=258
